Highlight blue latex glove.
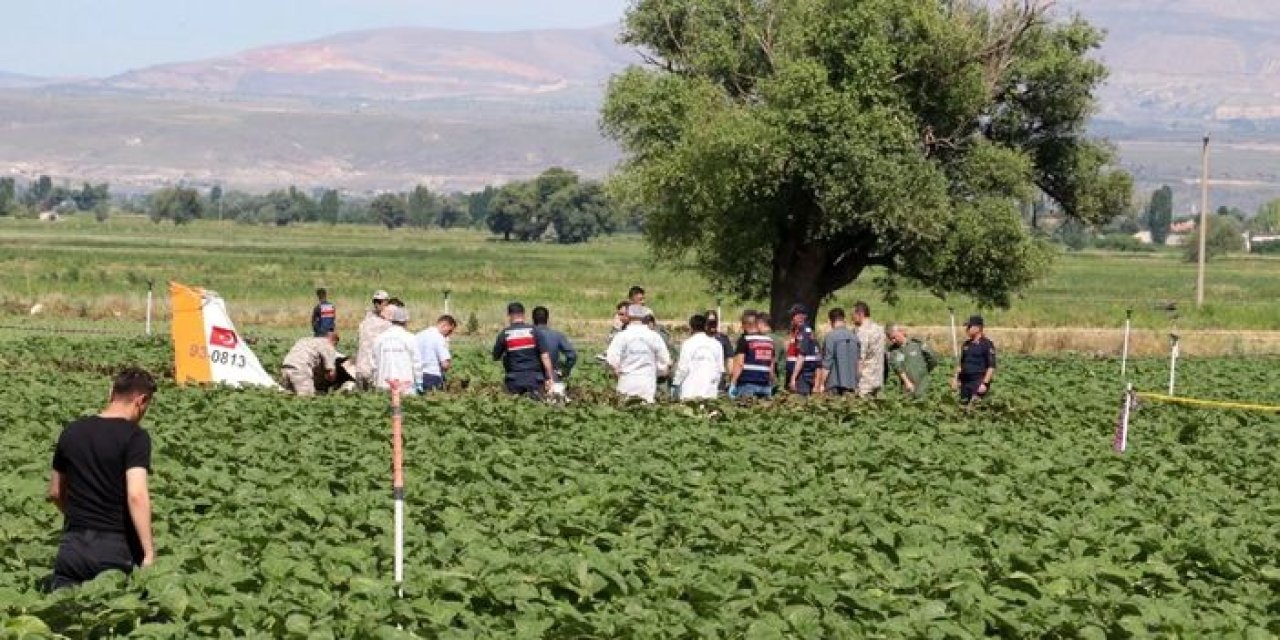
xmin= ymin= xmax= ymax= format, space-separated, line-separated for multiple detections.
xmin=728 ymin=385 xmax=739 ymax=399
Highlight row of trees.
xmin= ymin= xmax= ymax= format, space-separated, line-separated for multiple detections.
xmin=134 ymin=169 xmax=636 ymax=244
xmin=483 ymin=168 xmax=630 ymax=243
xmin=0 ymin=176 xmax=111 ymax=218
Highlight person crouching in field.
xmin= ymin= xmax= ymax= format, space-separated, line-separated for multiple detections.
xmin=47 ymin=368 xmax=157 ymax=590
xmin=887 ymin=324 xmax=937 ymax=399
xmin=281 ymin=332 xmax=340 ymax=396
xmin=674 ymin=314 xmax=724 ymax=401
xmin=372 ymin=305 xmax=422 ymax=395
xmin=952 ymin=315 xmax=996 ymax=404
xmin=606 ymin=304 xmax=672 ymax=403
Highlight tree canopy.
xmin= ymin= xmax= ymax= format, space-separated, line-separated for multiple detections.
xmin=603 ymin=0 xmax=1132 ymax=321
xmin=485 ymin=168 xmax=623 ymax=243
xmin=149 ymin=187 xmax=204 ymax=225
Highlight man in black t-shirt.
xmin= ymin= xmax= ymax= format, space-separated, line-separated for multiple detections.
xmin=48 ymin=368 xmax=158 ymax=589
xmin=951 ymin=315 xmax=997 ymax=404
xmin=493 ymin=302 xmax=556 ymax=398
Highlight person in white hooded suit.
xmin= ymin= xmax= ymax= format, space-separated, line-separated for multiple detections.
xmin=605 ymin=305 xmax=672 ymax=403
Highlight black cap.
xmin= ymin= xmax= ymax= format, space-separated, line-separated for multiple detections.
xmin=787 ymin=303 xmax=810 ymax=317
xmin=965 ymin=315 xmax=984 ymax=327
xmin=507 ymin=302 xmax=525 ymax=315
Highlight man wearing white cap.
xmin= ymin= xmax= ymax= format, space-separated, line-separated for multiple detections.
xmin=372 ymin=305 xmax=422 ymax=395
xmin=605 ymin=304 xmax=672 ymax=403
xmin=354 ymin=290 xmax=392 ymax=388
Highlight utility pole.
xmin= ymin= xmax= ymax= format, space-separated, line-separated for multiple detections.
xmin=1196 ymin=134 xmax=1210 ymax=308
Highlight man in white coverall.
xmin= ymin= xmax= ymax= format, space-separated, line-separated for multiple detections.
xmin=605 ymin=304 xmax=672 ymax=403
xmin=674 ymin=314 xmax=724 ymax=401
xmin=372 ymin=305 xmax=422 ymax=395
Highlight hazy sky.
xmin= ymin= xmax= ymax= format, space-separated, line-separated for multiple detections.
xmin=0 ymin=0 xmax=632 ymax=78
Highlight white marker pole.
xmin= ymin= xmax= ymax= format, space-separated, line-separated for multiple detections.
xmin=1167 ymin=334 xmax=1180 ymax=396
xmin=145 ymin=281 xmax=154 ymax=337
xmin=1114 ymin=383 xmax=1133 ymax=454
xmin=948 ymin=307 xmax=960 ymax=361
xmin=390 ymin=382 xmax=405 ymax=598
xmin=1120 ymin=309 xmax=1132 ymax=379
xmin=443 ymin=289 xmax=451 ymax=315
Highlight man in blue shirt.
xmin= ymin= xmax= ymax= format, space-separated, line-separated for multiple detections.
xmin=532 ymin=306 xmax=577 ymax=393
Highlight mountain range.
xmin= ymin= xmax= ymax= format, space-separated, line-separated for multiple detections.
xmin=1 ymin=2 xmax=1277 ymax=208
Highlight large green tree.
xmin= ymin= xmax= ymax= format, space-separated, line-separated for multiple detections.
xmin=0 ymin=177 xmax=15 ymax=216
xmin=603 ymin=0 xmax=1132 ymax=322
xmin=1186 ymin=214 xmax=1244 ymax=262
xmin=1145 ymin=185 xmax=1173 ymax=245
xmin=149 ymin=187 xmax=204 ymax=225
xmin=318 ymin=189 xmax=341 ymax=225
xmin=1250 ymin=199 xmax=1280 ymax=235
xmin=408 ymin=185 xmax=440 ymax=228
xmin=370 ymin=193 xmax=408 ymax=230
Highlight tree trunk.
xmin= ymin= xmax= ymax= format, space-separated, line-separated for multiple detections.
xmin=768 ymin=243 xmax=827 ymax=331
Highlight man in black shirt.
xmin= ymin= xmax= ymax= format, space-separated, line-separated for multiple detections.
xmin=493 ymin=302 xmax=556 ymax=398
xmin=951 ymin=315 xmax=997 ymax=404
xmin=48 ymin=368 xmax=157 ymax=589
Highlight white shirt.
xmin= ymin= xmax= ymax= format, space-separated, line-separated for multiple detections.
xmin=372 ymin=325 xmax=422 ymax=393
xmin=605 ymin=324 xmax=672 ymax=403
xmin=415 ymin=327 xmax=451 ymax=377
xmin=675 ymin=333 xmax=724 ymax=400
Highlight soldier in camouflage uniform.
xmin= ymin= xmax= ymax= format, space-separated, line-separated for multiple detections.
xmin=853 ymin=301 xmax=886 ymax=397
xmin=354 ymin=290 xmax=392 ymax=387
xmin=281 ymin=332 xmax=340 ymax=396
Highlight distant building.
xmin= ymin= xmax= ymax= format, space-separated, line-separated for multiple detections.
xmin=1248 ymin=234 xmax=1280 ymax=253
xmin=1170 ymin=220 xmax=1197 ymax=234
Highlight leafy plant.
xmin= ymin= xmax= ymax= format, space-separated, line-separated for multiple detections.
xmin=2 ymin=337 xmax=1279 ymax=637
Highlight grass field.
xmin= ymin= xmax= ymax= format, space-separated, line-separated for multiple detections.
xmin=0 ymin=216 xmax=1278 ymax=356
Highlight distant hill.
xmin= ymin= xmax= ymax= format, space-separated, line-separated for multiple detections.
xmin=1066 ymin=0 xmax=1280 ymax=124
xmin=0 ymin=71 xmax=54 ymax=89
xmin=89 ymin=25 xmax=637 ymax=102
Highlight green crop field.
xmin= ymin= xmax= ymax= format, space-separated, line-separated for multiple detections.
xmin=1 ymin=217 xmax=1279 ymax=638
xmin=1 ymin=216 xmax=1279 ymax=344
xmin=1 ymin=336 xmax=1279 ymax=637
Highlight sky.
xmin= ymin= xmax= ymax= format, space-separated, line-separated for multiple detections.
xmin=0 ymin=0 xmax=632 ymax=78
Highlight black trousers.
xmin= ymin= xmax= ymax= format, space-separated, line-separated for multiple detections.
xmin=504 ymin=375 xmax=545 ymax=399
xmin=51 ymin=529 xmax=138 ymax=590
xmin=959 ymin=378 xmax=991 ymax=403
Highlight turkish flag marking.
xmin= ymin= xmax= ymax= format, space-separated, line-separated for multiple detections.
xmin=210 ymin=326 xmax=239 ymax=349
